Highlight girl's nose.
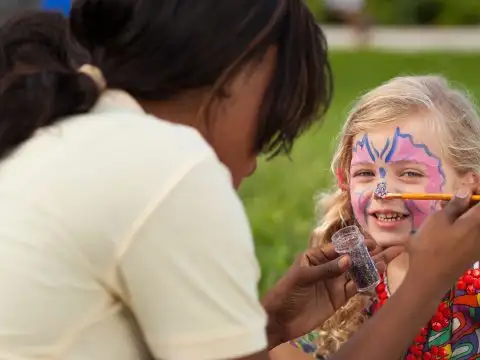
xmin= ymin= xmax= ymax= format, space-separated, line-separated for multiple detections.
xmin=374 ymin=180 xmax=388 ymax=199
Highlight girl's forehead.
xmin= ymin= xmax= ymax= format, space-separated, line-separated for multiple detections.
xmin=351 ymin=116 xmax=443 ymax=162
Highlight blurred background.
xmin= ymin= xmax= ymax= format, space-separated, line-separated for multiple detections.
xmin=1 ymin=0 xmax=479 ymax=294
xmin=311 ymin=0 xmax=480 ymax=26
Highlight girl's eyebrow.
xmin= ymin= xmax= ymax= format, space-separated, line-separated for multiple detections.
xmin=350 ymin=161 xmax=375 ymax=167
xmin=387 ymin=159 xmax=426 ymax=166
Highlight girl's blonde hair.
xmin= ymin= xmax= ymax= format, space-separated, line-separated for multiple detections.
xmin=312 ymin=75 xmax=480 ymax=357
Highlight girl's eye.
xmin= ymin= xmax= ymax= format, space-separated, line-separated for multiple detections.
xmin=401 ymin=170 xmax=423 ymax=178
xmin=353 ymin=170 xmax=375 ymax=177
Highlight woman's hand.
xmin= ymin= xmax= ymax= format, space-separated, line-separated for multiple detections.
xmin=261 ymin=240 xmax=402 ymax=348
xmin=407 ymin=186 xmax=480 ymax=299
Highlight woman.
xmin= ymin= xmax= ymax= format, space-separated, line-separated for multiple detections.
xmin=0 ymin=2 xmax=480 ymax=360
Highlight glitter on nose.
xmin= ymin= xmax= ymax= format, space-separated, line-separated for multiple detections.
xmin=374 ymin=181 xmax=387 ymax=199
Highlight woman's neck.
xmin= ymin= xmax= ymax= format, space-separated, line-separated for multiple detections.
xmin=137 ymin=91 xmax=207 ymax=132
xmin=385 ymin=252 xmax=409 ymax=295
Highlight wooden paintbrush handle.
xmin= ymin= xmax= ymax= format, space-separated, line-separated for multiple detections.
xmin=386 ymin=193 xmax=480 ymax=201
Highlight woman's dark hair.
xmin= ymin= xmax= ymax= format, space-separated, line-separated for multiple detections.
xmin=0 ymin=0 xmax=332 ymax=159
xmin=0 ymin=10 xmax=93 ymax=158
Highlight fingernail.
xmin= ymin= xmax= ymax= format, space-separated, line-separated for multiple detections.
xmin=456 ymin=187 xmax=470 ymax=199
xmin=338 ymin=255 xmax=351 ymax=269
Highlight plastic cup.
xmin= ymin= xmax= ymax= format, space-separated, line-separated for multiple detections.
xmin=331 ymin=225 xmax=380 ymax=293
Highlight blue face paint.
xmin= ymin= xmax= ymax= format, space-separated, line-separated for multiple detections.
xmin=379 ymin=167 xmax=386 ymax=178
xmin=352 ymin=134 xmax=376 ymax=163
xmin=380 ymin=138 xmax=391 ymax=159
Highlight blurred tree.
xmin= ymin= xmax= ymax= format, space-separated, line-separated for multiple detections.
xmin=306 ymin=0 xmax=480 ymax=25
xmin=306 ymin=0 xmax=326 ymax=22
xmin=436 ymin=0 xmax=480 ymax=25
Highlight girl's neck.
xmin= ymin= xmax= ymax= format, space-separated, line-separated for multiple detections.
xmin=385 ymin=252 xmax=409 ymax=294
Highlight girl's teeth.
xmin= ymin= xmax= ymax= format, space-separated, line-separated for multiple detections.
xmin=376 ymin=213 xmax=404 ymax=221
xmin=379 ymin=217 xmax=401 ymax=222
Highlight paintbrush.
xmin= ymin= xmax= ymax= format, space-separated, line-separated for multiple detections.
xmin=375 ymin=193 xmax=480 ymax=201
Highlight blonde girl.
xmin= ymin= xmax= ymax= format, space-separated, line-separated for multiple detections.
xmin=292 ymin=75 xmax=480 ymax=359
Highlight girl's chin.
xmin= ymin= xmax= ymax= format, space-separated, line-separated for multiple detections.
xmin=368 ymin=230 xmax=411 ymax=247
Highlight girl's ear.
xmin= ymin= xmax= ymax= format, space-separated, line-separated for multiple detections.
xmin=335 ymin=168 xmax=348 ymax=191
xmin=436 ymin=172 xmax=479 ymax=211
xmin=460 ymin=171 xmax=479 ymax=187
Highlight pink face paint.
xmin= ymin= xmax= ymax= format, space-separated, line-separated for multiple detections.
xmin=350 ymin=187 xmax=372 ymax=229
xmin=350 ymin=134 xmax=377 ymax=227
xmin=404 ymin=200 xmax=428 ymax=230
xmin=351 ymin=134 xmax=375 ymax=166
xmin=385 ymin=128 xmax=445 ymax=229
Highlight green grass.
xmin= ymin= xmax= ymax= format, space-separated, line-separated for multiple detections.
xmin=239 ymin=50 xmax=480 ymax=295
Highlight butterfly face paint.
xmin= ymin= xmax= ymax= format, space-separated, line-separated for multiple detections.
xmin=349 ymin=125 xmax=447 ymax=247
xmin=350 ymin=134 xmax=375 ymax=230
xmin=384 ymin=128 xmax=445 ymax=229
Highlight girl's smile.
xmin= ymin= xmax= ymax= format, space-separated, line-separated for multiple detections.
xmin=368 ymin=208 xmax=410 ymax=229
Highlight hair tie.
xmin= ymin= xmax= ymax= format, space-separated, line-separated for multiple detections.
xmin=78 ymin=64 xmax=107 ymax=92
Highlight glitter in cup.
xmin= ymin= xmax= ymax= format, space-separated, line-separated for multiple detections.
xmin=331 ymin=225 xmax=380 ymax=293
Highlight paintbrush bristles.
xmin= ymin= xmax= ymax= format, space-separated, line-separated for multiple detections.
xmin=374 ymin=181 xmax=387 ymax=199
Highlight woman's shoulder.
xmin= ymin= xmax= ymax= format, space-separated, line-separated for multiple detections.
xmin=65 ymin=108 xmax=213 ymax=160
xmin=0 ymin=101 xmax=226 ymax=221
xmin=62 ymin=88 xmax=216 ymax=163
xmin=40 ymin=101 xmax=220 ymax=182
xmin=61 ymin=110 xmax=223 ymax=191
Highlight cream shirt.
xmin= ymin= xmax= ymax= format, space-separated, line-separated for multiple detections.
xmin=0 ymin=91 xmax=267 ymax=360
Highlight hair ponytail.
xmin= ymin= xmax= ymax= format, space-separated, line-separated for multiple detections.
xmin=0 ymin=10 xmax=99 ymax=159
xmin=0 ymin=70 xmax=99 ymax=158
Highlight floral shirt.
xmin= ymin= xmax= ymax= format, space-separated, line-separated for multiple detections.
xmin=291 ymin=267 xmax=480 ymax=359
xmin=290 ymin=331 xmax=323 ymax=357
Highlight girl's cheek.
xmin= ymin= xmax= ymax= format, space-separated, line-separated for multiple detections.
xmin=396 ymin=179 xmax=437 ymax=229
xmin=350 ymin=184 xmax=372 ymax=227
xmin=406 ymin=199 xmax=435 ymax=229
